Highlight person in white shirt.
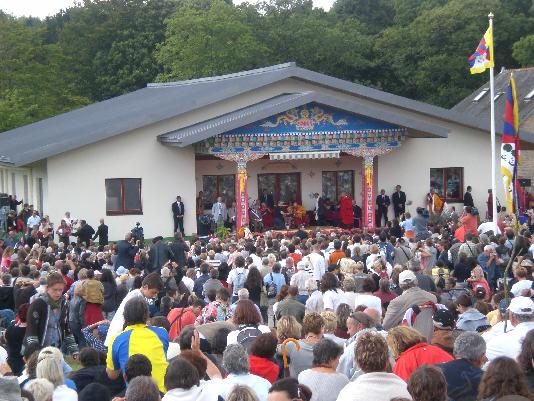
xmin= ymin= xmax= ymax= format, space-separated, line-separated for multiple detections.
xmin=219 ymin=344 xmax=271 ymax=401
xmin=510 ymin=266 xmax=533 ymax=297
xmin=352 ymin=277 xmax=382 ymax=315
xmin=307 ymin=245 xmax=326 ymax=282
xmin=104 ymin=273 xmax=163 ymax=346
xmin=477 ymin=220 xmax=501 ymax=235
xmin=227 ymin=255 xmax=249 ymax=302
xmin=26 ymin=210 xmax=41 ymax=230
xmin=486 ymin=296 xmax=534 ymax=362
xmin=336 ymin=331 xmax=410 ymax=401
xmin=321 ymin=272 xmax=347 ymax=312
xmin=290 ymin=260 xmax=312 ymax=303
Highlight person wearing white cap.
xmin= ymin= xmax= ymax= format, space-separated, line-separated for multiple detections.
xmin=486 ymin=296 xmax=534 ymax=362
xmin=290 ymin=260 xmax=312 ymax=304
xmin=382 ymin=269 xmax=437 ymax=330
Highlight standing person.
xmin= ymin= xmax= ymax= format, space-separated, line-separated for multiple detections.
xmin=376 ymin=189 xmax=390 ymax=227
xmin=168 ymin=232 xmax=189 ymax=277
xmin=339 ymin=192 xmax=354 ymax=229
xmin=24 ymin=272 xmax=78 ymax=356
xmin=263 ymin=263 xmax=287 ymax=327
xmin=26 ymin=210 xmax=41 ymax=232
xmin=212 ymin=197 xmax=227 ymax=229
xmin=106 ymin=297 xmax=169 ymax=393
xmin=392 ymin=185 xmax=406 ymax=219
xmin=55 ymin=220 xmax=72 ymax=246
xmin=260 ymin=189 xmax=275 ymax=209
xmin=228 ymin=255 xmax=248 ymax=303
xmin=73 ymin=219 xmax=95 ymax=248
xmin=115 ymin=233 xmax=139 ymax=270
xmin=172 ymin=196 xmax=185 ymax=235
xmin=104 ymin=272 xmax=163 ymax=346
xmin=314 ymin=193 xmax=326 ymax=226
xmin=464 ymin=186 xmax=474 ymax=207
xmin=92 ymin=218 xmax=109 ymax=247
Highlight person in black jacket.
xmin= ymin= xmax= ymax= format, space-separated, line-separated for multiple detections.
xmin=464 ymin=186 xmax=474 ymax=207
xmin=92 ymin=218 xmax=109 ymax=247
xmin=171 ymin=196 xmax=185 ymax=235
xmin=167 ymin=232 xmax=189 ymax=274
xmin=73 ymin=220 xmax=95 ymax=247
xmin=376 ymin=189 xmax=391 ymax=227
xmin=24 ymin=272 xmax=78 ymax=357
xmin=392 ymin=185 xmax=407 ymax=219
xmin=114 ymin=233 xmax=138 ymax=270
xmin=148 ymin=236 xmax=168 ymax=274
xmin=0 ymin=274 xmax=14 ymax=311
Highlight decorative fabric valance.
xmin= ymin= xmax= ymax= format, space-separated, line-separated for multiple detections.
xmin=269 ymin=151 xmax=340 ymax=160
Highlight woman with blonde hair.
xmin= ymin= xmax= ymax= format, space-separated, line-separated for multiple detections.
xmin=386 ymin=326 xmax=452 ymax=381
xmin=276 ymin=315 xmax=302 ymax=343
xmin=227 ymin=385 xmax=259 ymax=401
xmin=320 ymin=311 xmax=345 ymax=345
xmin=26 ymin=378 xmax=55 ymax=401
xmin=36 ymin=346 xmax=78 ymax=400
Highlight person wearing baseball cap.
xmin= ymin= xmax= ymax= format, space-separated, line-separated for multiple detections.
xmin=431 ymin=309 xmax=456 ymax=355
xmin=486 ymin=296 xmax=534 ymax=362
xmin=383 ymin=269 xmax=437 ymax=330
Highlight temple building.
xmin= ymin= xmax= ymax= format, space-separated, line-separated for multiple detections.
xmin=0 ymin=63 xmax=533 ymax=240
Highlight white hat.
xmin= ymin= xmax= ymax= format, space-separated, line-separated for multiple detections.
xmin=399 ymin=270 xmax=417 ymax=285
xmin=297 ymin=260 xmax=308 ymax=271
xmin=508 ymin=296 xmax=534 ymax=315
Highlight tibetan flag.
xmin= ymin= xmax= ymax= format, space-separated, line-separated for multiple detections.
xmin=468 ymin=26 xmax=494 ymax=74
xmin=501 ymin=75 xmax=519 ymax=212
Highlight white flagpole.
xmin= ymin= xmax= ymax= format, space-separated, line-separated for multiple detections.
xmin=489 ymin=12 xmax=498 ymax=233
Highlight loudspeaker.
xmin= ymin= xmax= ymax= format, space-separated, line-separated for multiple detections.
xmin=519 ymin=179 xmax=532 ymax=187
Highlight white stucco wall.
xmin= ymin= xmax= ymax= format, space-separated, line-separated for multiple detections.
xmin=377 ymin=129 xmax=504 ymax=219
xmin=46 ymin=130 xmax=196 ymax=241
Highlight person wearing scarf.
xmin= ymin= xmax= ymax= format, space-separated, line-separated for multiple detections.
xmin=24 ymin=272 xmax=78 ymax=358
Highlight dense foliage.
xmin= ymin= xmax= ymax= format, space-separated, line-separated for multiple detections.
xmin=0 ymin=0 xmax=532 ymax=132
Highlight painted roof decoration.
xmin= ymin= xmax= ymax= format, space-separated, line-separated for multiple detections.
xmin=196 ymin=103 xmax=405 ymax=154
xmin=222 ymin=102 xmax=399 ymax=136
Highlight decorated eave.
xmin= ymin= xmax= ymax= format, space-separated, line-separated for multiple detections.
xmin=158 ymin=91 xmax=448 ymax=154
xmin=194 ymin=102 xmax=406 ymax=155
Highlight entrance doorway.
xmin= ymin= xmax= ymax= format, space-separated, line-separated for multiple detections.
xmin=258 ymin=173 xmax=301 ymax=205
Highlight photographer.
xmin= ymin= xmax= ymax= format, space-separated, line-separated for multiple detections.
xmin=476 ymin=245 xmax=500 ymax=291
xmin=72 ymin=220 xmax=95 ymax=248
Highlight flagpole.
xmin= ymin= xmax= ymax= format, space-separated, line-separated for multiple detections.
xmin=489 ymin=12 xmax=498 ymax=234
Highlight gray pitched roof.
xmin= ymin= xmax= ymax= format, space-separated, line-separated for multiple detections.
xmin=452 ymin=68 xmax=534 ymax=135
xmin=159 ymin=91 xmax=449 ymax=147
xmin=1 ymin=62 xmax=529 ymax=167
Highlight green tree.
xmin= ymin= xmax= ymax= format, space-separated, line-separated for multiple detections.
xmin=49 ymin=0 xmax=176 ymax=101
xmin=513 ymin=35 xmax=534 ymax=66
xmin=375 ymin=0 xmax=531 ymax=107
xmin=331 ymin=0 xmax=395 ymax=32
xmin=156 ymin=1 xmax=269 ymax=81
xmin=0 ymin=15 xmax=89 ymax=132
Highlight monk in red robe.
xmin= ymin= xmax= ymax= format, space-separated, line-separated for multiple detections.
xmin=260 ymin=202 xmax=274 ymax=229
xmin=339 ymin=192 xmax=354 ymax=228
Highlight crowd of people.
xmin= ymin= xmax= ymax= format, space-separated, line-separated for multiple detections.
xmin=2 ymin=191 xmax=534 ymax=401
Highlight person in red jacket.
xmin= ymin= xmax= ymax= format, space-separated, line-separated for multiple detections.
xmin=249 ymin=333 xmax=280 ymax=383
xmin=387 ymin=326 xmax=453 ymax=381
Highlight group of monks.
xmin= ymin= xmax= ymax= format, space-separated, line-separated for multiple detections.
xmin=253 ymin=192 xmax=355 ymax=231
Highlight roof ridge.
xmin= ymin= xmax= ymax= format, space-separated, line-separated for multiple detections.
xmin=147 ymin=62 xmax=296 ymax=88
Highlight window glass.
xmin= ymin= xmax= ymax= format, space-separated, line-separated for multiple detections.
xmin=106 ymin=179 xmax=122 ymax=211
xmin=430 ymin=168 xmax=444 ymax=198
xmin=446 ymin=168 xmax=462 ymax=201
xmin=338 ymin=171 xmax=354 ymax=198
xmin=322 ymin=172 xmax=337 ymax=201
xmin=124 ymin=179 xmax=141 ymax=210
xmin=219 ymin=175 xmax=236 ymax=206
xmin=202 ymin=176 xmax=217 ymax=209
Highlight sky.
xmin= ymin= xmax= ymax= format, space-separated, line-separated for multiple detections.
xmin=0 ymin=0 xmax=332 ymax=18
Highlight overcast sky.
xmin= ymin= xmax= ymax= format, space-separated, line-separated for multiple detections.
xmin=1 ymin=0 xmax=332 ymax=18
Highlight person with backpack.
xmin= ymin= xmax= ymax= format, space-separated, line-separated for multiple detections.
xmin=263 ymin=263 xmax=286 ymax=328
xmin=227 ymin=299 xmax=270 ymax=352
xmin=227 ymin=256 xmax=248 ymax=303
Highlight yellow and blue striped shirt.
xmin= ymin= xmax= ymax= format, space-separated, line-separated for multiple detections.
xmin=106 ymin=323 xmax=169 ymax=392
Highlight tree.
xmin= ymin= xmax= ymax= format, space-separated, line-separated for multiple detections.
xmin=156 ymin=1 xmax=269 ymax=81
xmin=331 ymin=0 xmax=395 ymax=32
xmin=0 ymin=15 xmax=89 ymax=132
xmin=49 ymin=0 xmax=176 ymax=101
xmin=513 ymin=35 xmax=534 ymax=66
